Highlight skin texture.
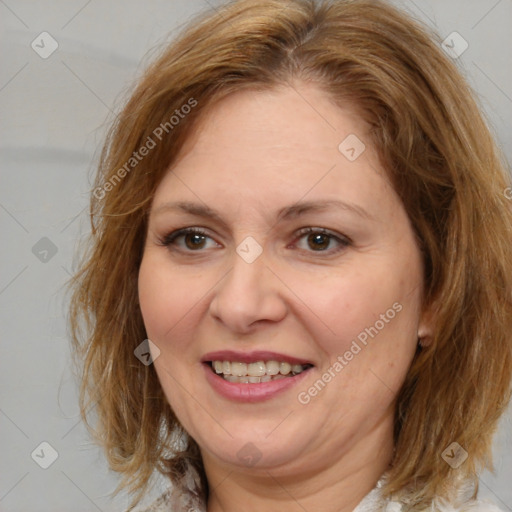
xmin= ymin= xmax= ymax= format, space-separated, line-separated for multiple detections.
xmin=138 ymin=82 xmax=432 ymax=512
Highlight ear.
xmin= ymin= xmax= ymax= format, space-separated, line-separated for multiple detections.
xmin=417 ymin=300 xmax=437 ymax=347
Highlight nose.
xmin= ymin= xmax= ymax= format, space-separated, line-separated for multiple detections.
xmin=208 ymin=246 xmax=288 ymax=333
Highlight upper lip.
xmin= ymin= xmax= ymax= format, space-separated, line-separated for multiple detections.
xmin=201 ymin=350 xmax=313 ymax=366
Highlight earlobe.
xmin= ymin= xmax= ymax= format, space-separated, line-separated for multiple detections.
xmin=417 ymin=335 xmax=429 ymax=348
xmin=417 ymin=302 xmax=437 ymax=347
xmin=417 ymin=327 xmax=431 ymax=347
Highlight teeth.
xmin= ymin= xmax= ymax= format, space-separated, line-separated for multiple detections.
xmin=280 ymin=362 xmax=291 ymax=375
xmin=248 ymin=361 xmax=266 ymax=377
xmin=266 ymin=361 xmax=280 ymax=375
xmin=231 ymin=362 xmax=247 ymax=377
xmin=222 ymin=361 xmax=231 ymax=375
xmin=210 ymin=360 xmax=310 ymax=383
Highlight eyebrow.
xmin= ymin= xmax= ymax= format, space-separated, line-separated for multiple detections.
xmin=152 ymin=199 xmax=374 ymax=223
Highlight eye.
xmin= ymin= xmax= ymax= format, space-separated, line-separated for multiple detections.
xmin=158 ymin=226 xmax=350 ymax=255
xmin=159 ymin=227 xmax=220 ymax=251
xmin=293 ymin=227 xmax=350 ymax=254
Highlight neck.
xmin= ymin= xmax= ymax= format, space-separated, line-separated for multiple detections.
xmin=204 ymin=422 xmax=393 ymax=512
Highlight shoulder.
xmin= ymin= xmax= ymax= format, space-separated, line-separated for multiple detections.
xmin=435 ymin=499 xmax=505 ymax=512
xmin=132 ymin=489 xmax=173 ymax=512
xmin=381 ymin=496 xmax=505 ymax=512
xmin=131 ymin=487 xmax=205 ymax=512
xmin=130 ymin=464 xmax=206 ymax=512
xmin=355 ymin=473 xmax=505 ymax=512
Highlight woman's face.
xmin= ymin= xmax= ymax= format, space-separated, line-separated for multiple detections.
xmin=138 ymin=82 xmax=431 ymax=479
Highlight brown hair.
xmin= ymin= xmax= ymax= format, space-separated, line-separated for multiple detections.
xmin=68 ymin=0 xmax=512 ymax=509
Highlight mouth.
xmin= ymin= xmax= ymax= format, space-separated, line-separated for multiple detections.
xmin=206 ymin=360 xmax=314 ymax=384
xmin=201 ymin=351 xmax=314 ymax=402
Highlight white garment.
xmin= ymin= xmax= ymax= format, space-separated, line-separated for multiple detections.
xmin=134 ymin=465 xmax=503 ymax=512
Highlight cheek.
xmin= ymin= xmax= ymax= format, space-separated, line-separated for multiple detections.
xmin=311 ymin=269 xmax=407 ymax=327
xmin=290 ymin=263 xmax=421 ymax=373
xmin=137 ymin=253 xmax=196 ymax=341
xmin=138 ymin=255 xmax=202 ymax=414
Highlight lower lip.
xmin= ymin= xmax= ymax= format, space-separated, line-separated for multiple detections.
xmin=203 ymin=364 xmax=312 ymax=403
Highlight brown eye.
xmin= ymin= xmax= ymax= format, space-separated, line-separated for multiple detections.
xmin=183 ymin=232 xmax=207 ymax=250
xmin=161 ymin=228 xmax=219 ymax=251
xmin=307 ymin=232 xmax=331 ymax=251
xmin=295 ymin=228 xmax=350 ymax=255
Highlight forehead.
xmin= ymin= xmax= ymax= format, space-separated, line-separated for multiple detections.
xmin=151 ymin=83 xmax=398 ymax=223
xmin=176 ymin=83 xmax=368 ymax=164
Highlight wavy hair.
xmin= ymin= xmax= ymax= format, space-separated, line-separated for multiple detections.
xmin=68 ymin=0 xmax=512 ymax=509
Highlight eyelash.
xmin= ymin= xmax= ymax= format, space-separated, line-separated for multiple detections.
xmin=158 ymin=227 xmax=351 ymax=256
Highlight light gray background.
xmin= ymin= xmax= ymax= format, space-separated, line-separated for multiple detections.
xmin=1 ymin=1 xmax=511 ymax=511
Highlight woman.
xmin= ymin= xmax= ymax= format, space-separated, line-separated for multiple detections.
xmin=68 ymin=0 xmax=512 ymax=511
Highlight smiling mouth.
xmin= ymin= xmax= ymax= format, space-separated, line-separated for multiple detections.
xmin=207 ymin=360 xmax=314 ymax=383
